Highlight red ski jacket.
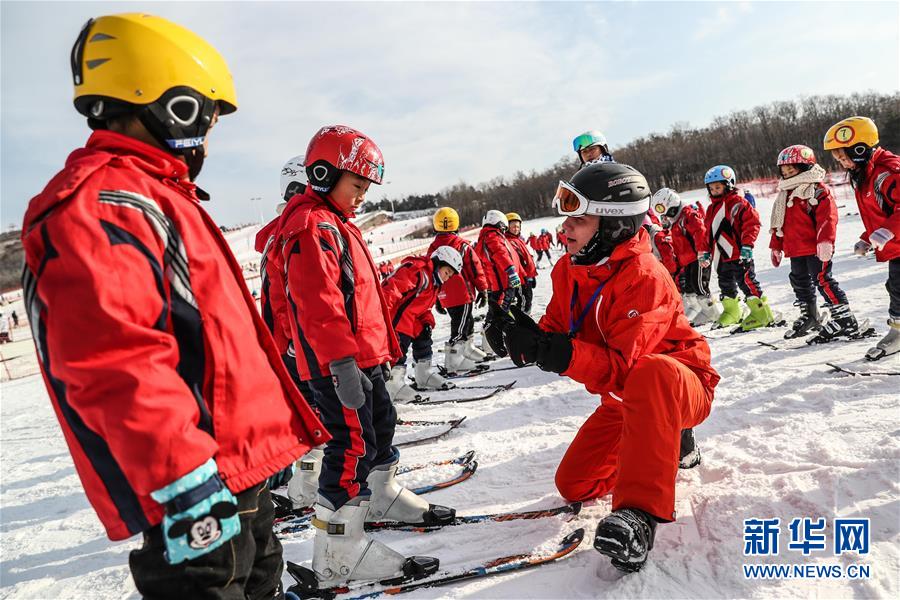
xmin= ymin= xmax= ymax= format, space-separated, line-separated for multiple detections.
xmin=670 ymin=205 xmax=709 ymax=268
xmin=535 ymin=233 xmax=552 ymax=251
xmin=255 ymin=218 xmax=292 ymax=355
xmin=853 ymin=148 xmax=900 ymax=261
xmin=539 ymin=230 xmax=719 ymax=401
xmin=705 ymin=190 xmax=760 ymax=263
xmin=277 ymin=189 xmax=401 ymax=380
xmin=556 ymin=231 xmax=568 ymax=246
xmin=505 ymin=232 xmax=538 ymax=278
xmin=20 ymin=131 xmax=327 ymax=541
xmin=527 ymin=234 xmax=539 ymax=251
xmin=427 ymin=232 xmax=487 ymax=308
xmin=769 ymin=183 xmax=838 ymax=258
xmin=650 ymin=227 xmax=678 ymax=275
xmin=381 ymin=256 xmax=439 ymax=338
xmin=475 ymin=226 xmax=519 ymax=292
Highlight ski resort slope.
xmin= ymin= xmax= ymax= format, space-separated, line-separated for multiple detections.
xmin=1 ymin=187 xmax=898 ymax=599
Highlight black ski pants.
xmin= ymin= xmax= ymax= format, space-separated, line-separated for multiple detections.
xmin=889 ymin=258 xmax=900 ymax=318
xmin=717 ymin=259 xmax=763 ymax=299
xmin=304 ymin=366 xmax=396 ymax=511
xmin=398 ymin=327 xmax=434 ymax=363
xmin=788 ymin=255 xmax=848 ymax=305
xmin=678 ymin=260 xmax=711 ymax=297
xmin=447 ymin=303 xmax=475 ymax=344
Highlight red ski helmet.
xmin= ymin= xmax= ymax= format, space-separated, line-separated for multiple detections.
xmin=777 ymin=144 xmax=817 ymax=167
xmin=305 ymin=125 xmax=384 ymax=192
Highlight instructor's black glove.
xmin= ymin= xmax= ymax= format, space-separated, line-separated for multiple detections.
xmin=329 ymin=357 xmax=372 ymax=409
xmin=502 ymin=306 xmax=573 ymax=373
xmin=435 ymin=300 xmax=446 ymax=315
xmin=526 ymin=277 xmax=537 ymax=289
xmin=475 ymin=290 xmax=488 ymax=309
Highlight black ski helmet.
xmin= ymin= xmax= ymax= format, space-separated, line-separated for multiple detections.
xmin=566 ymin=162 xmax=651 ymax=265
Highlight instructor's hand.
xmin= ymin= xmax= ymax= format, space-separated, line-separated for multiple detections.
xmin=329 ymin=357 xmax=372 ymax=409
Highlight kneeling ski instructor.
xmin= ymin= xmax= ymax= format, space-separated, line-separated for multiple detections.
xmin=490 ymin=162 xmax=720 ymax=572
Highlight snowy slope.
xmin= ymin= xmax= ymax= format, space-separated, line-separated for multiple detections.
xmin=1 ymin=185 xmax=898 ymax=599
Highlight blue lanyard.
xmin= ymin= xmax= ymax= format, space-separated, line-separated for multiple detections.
xmin=568 ymin=280 xmax=606 ymax=338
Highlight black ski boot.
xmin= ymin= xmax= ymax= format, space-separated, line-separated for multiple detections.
xmin=807 ymin=304 xmax=866 ymax=344
xmin=784 ymin=301 xmax=821 ymax=339
xmin=593 ymin=508 xmax=657 ymax=573
xmin=678 ymin=428 xmax=701 ymax=469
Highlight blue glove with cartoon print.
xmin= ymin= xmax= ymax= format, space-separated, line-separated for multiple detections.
xmin=150 ymin=458 xmax=240 ymax=565
xmin=740 ymin=246 xmax=754 ymax=263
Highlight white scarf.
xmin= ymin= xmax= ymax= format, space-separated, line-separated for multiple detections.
xmin=770 ymin=164 xmax=826 ymax=238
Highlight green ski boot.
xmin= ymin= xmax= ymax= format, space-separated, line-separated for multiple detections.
xmin=716 ymin=296 xmax=743 ymax=328
xmin=740 ymin=296 xmax=775 ymax=331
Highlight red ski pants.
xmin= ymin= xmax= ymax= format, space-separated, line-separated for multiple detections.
xmin=555 ymin=354 xmax=712 ymax=522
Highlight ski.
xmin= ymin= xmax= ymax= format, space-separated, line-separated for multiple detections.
xmin=396 ymin=449 xmax=476 ymax=474
xmin=826 ymin=362 xmax=900 ymax=377
xmin=396 ymin=418 xmax=463 ymax=428
xmin=365 ymin=501 xmax=583 ymax=532
xmin=437 ymin=364 xmax=491 ymax=378
xmin=395 ymin=416 xmax=466 ymax=446
xmin=275 ymin=462 xmax=479 ymax=533
xmin=406 ymin=381 xmax=515 ymax=406
xmin=285 ymin=528 xmax=586 ymax=599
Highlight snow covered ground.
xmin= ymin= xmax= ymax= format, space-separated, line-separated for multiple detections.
xmin=1 ymin=186 xmax=898 ymax=599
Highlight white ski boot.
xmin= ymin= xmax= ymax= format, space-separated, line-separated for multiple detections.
xmin=311 ymin=499 xmax=439 ymax=588
xmin=866 ymin=317 xmax=900 ymax=360
xmin=414 ymin=359 xmax=454 ymax=390
xmin=386 ymin=364 xmax=419 ymax=403
xmin=366 ymin=461 xmax=456 ymax=526
xmin=681 ymin=293 xmax=702 ymax=323
xmin=691 ymin=296 xmax=722 ymax=327
xmin=288 ymin=446 xmax=323 ymax=509
xmin=480 ymin=330 xmax=497 ymax=359
xmin=444 ymin=342 xmax=477 ymax=374
xmin=463 ymin=335 xmax=489 ymax=363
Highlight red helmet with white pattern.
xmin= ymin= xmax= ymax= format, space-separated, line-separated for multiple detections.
xmin=305 ymin=125 xmax=385 ymax=192
xmin=776 ymin=144 xmax=817 ymax=167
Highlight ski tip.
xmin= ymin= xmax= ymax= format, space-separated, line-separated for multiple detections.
xmin=460 ymin=449 xmax=477 ymax=464
xmin=561 ymin=527 xmax=586 ymax=548
xmin=285 ymin=561 xmax=307 ymax=583
xmin=503 ymin=380 xmax=517 ymax=390
xmin=569 ymin=501 xmax=583 ymax=516
xmin=451 ymin=415 xmax=468 ymax=426
xmin=465 ymin=460 xmax=479 ymax=474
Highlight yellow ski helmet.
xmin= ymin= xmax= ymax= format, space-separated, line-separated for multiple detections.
xmin=433 ymin=207 xmax=460 ymax=232
xmin=823 ymin=117 xmax=879 ymax=165
xmin=505 ymin=212 xmax=522 ymax=224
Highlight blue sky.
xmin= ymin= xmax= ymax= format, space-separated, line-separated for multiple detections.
xmin=2 ymin=1 xmax=898 ymax=229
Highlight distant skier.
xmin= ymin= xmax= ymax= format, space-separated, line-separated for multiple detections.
xmin=556 ymin=228 xmax=568 ymax=249
xmin=505 ymin=212 xmax=538 ymax=314
xmin=530 ymin=231 xmax=552 ymax=266
xmin=642 ymin=211 xmax=679 ymax=278
xmin=427 ymin=207 xmax=490 ymax=372
xmin=382 ymin=246 xmax=463 ymax=401
xmin=651 ymin=188 xmax=719 ymax=325
xmin=572 ymin=129 xmax=615 ymax=164
xmin=490 ymin=163 xmax=719 ymax=573
xmin=701 ymin=165 xmax=777 ymax=330
xmin=0 ymin=313 xmax=9 ymax=343
xmin=274 ymin=125 xmax=448 ymax=589
xmin=824 ymin=116 xmax=900 ymax=359
xmin=21 ymin=14 xmax=326 ymax=597
xmin=769 ymin=144 xmax=862 ymax=342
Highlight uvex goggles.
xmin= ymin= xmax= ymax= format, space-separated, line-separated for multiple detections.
xmin=552 ymin=180 xmax=650 ymax=217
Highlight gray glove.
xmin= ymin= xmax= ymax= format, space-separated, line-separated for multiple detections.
xmin=329 ymin=357 xmax=372 ymax=409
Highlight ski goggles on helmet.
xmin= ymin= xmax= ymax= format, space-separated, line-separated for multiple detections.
xmin=653 ymin=202 xmax=680 ymax=220
xmin=572 ymin=132 xmax=607 ymax=152
xmin=552 ymin=180 xmax=650 ymax=217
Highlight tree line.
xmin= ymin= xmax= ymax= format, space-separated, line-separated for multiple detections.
xmin=365 ymin=92 xmax=900 ymax=229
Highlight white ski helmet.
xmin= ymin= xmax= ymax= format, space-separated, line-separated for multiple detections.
xmin=651 ymin=188 xmax=683 ymax=225
xmin=430 ymin=245 xmax=463 ymax=275
xmin=482 ymin=210 xmax=509 ymax=230
xmin=280 ymin=155 xmax=308 ymax=201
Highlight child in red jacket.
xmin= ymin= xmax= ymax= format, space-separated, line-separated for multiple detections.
xmin=475 ymin=210 xmax=522 ymax=356
xmin=492 ymin=163 xmax=718 ymax=573
xmin=769 ymin=145 xmax=864 ymax=342
xmin=505 ymin=212 xmax=538 ymax=313
xmin=382 ymin=247 xmax=463 ymax=402
xmin=651 ymin=188 xmax=719 ymax=326
xmin=277 ymin=126 xmax=448 ymax=589
xmin=701 ymin=165 xmax=777 ymax=330
xmin=825 ymin=116 xmax=900 ymax=360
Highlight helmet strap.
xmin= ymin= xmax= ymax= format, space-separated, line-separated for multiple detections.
xmin=138 ymin=87 xmax=217 ymax=181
